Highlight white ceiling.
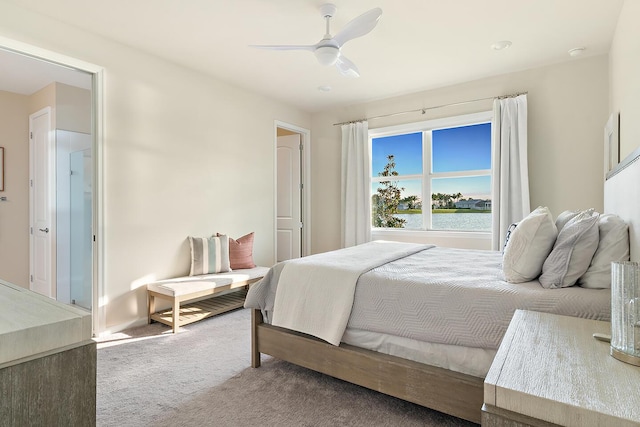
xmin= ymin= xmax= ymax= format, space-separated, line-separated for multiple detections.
xmin=2 ymin=0 xmax=625 ymax=112
xmin=0 ymin=48 xmax=91 ymax=95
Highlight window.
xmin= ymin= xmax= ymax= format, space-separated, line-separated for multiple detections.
xmin=370 ymin=111 xmax=492 ymax=233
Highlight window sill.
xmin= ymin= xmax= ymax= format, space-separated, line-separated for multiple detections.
xmin=373 ymin=228 xmax=490 ymax=239
xmin=371 ymin=228 xmax=492 ymax=250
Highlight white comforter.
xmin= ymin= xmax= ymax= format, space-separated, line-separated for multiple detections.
xmin=348 ymin=246 xmax=610 ymax=349
xmin=271 ymin=241 xmax=430 ymax=345
xmin=245 ymin=244 xmax=611 ymax=350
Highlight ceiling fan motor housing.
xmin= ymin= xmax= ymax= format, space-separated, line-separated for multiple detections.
xmin=320 ymin=3 xmax=337 ymax=18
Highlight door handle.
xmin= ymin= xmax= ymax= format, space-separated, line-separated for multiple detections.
xmin=39 ymin=228 xmax=49 ymax=233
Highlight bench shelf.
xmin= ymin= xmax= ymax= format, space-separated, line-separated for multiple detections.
xmin=150 ymin=288 xmax=248 ymax=330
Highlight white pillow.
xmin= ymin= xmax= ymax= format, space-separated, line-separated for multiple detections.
xmin=578 ymin=214 xmax=629 ymax=289
xmin=503 ymin=206 xmax=558 ymax=283
xmin=556 ymin=208 xmax=595 ymax=232
xmin=539 ymin=210 xmax=599 ymax=289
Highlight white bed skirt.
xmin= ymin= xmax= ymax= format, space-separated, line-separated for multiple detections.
xmin=341 ymin=328 xmax=496 ymax=378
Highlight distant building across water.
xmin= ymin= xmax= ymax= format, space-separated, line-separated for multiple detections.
xmin=454 ymin=199 xmax=492 ymax=210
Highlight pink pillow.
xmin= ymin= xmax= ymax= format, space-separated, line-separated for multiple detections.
xmin=218 ymin=232 xmax=256 ymax=269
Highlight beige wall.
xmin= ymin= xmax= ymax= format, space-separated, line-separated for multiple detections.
xmin=277 ymin=127 xmax=297 ymax=137
xmin=610 ymin=0 xmax=640 ymax=160
xmin=29 ymin=82 xmax=90 ymax=131
xmin=56 ymin=82 xmax=91 ymax=134
xmin=310 ymin=56 xmax=609 ymax=254
xmin=29 ymin=82 xmax=56 ymax=117
xmin=0 ymin=90 xmax=29 ymax=286
xmin=0 ymin=2 xmax=311 ymax=332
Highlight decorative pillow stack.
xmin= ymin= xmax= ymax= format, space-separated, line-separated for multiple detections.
xmin=188 ymin=235 xmax=231 ymax=276
xmin=502 ymin=206 xmax=558 ymax=283
xmin=188 ymin=232 xmax=256 ymax=276
xmin=502 ymin=206 xmax=630 ymax=289
xmin=539 ymin=210 xmax=600 ymax=289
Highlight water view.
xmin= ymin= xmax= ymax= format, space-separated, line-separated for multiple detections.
xmin=371 ymin=123 xmax=493 ymax=232
xmin=396 ymin=212 xmax=491 ymax=232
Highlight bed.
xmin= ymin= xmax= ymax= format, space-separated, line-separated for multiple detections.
xmin=244 ymin=148 xmax=640 ymax=424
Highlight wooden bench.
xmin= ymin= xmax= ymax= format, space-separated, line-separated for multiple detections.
xmin=147 ymin=266 xmax=269 ymax=333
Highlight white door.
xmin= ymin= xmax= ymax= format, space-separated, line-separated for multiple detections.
xmin=277 ymin=134 xmax=302 ymax=262
xmin=29 ymin=107 xmax=55 ymax=298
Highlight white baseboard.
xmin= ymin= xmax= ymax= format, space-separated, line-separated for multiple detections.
xmin=97 ymin=317 xmax=148 ymax=338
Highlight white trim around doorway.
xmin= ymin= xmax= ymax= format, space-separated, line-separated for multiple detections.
xmin=0 ymin=35 xmax=106 ymax=337
xmin=274 ymin=121 xmax=311 ymax=261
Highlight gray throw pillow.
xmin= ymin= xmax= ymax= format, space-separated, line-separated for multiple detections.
xmin=555 ymin=208 xmax=595 ymax=232
xmin=539 ymin=210 xmax=600 ymax=289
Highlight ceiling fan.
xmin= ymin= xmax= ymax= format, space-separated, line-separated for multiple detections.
xmin=250 ymin=3 xmax=382 ymax=78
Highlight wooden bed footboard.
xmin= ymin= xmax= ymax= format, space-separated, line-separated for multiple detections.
xmin=251 ymin=309 xmax=483 ymax=424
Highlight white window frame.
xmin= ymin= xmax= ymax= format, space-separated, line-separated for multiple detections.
xmin=369 ymin=111 xmax=493 ymax=238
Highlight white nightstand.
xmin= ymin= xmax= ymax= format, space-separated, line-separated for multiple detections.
xmin=483 ymin=310 xmax=640 ymax=427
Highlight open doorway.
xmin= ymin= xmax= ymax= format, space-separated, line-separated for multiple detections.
xmin=0 ymin=39 xmax=103 ymax=334
xmin=275 ymin=122 xmax=311 ymax=262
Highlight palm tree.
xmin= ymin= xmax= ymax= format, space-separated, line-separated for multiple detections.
xmin=452 ymin=192 xmax=463 ymax=208
xmin=432 ymin=192 xmax=443 ymax=209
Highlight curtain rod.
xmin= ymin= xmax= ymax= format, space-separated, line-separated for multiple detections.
xmin=332 ymin=91 xmax=528 ymax=126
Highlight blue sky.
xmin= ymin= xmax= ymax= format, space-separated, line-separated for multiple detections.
xmin=372 ymin=123 xmax=492 ymax=200
xmin=432 ymin=123 xmax=491 ymax=172
xmin=372 ymin=132 xmax=423 ymax=175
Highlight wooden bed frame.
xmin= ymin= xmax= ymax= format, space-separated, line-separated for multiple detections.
xmin=250 ymin=309 xmax=484 ymax=423
xmin=249 ymin=147 xmax=640 ymax=426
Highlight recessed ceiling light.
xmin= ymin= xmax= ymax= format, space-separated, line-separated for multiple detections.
xmin=317 ymin=85 xmax=332 ymax=92
xmin=491 ymin=40 xmax=512 ymax=51
xmin=568 ymin=47 xmax=586 ymax=57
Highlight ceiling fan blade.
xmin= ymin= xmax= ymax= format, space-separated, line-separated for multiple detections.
xmin=333 ymin=8 xmax=382 ymax=47
xmin=336 ymin=54 xmax=360 ymax=78
xmin=249 ymin=44 xmax=315 ymax=51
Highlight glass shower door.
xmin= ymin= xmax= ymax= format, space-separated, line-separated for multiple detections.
xmin=69 ymin=149 xmax=92 ymax=310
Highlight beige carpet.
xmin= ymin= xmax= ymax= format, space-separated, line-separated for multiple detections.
xmin=97 ymin=308 xmax=477 ymax=426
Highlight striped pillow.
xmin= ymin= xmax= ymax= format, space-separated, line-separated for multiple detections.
xmin=188 ymin=235 xmax=231 ymax=275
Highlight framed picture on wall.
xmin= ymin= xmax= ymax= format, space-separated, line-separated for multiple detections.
xmin=0 ymin=147 xmax=4 ymax=191
xmin=604 ymin=113 xmax=620 ymax=177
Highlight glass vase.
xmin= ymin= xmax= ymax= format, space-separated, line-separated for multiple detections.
xmin=610 ymin=261 xmax=640 ymax=366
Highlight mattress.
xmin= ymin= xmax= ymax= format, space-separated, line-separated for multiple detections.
xmin=245 ymin=245 xmax=611 ymax=376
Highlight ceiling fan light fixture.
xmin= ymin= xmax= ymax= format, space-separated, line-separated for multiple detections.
xmin=315 ymin=46 xmax=339 ymax=66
